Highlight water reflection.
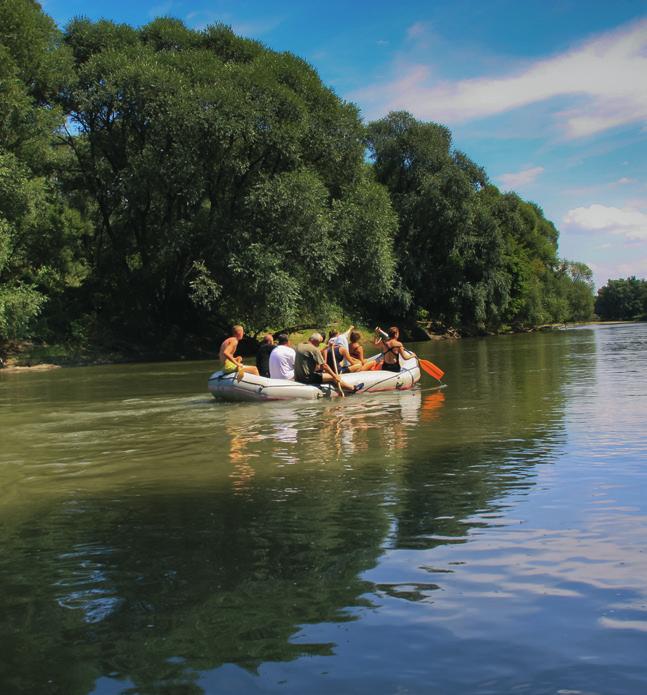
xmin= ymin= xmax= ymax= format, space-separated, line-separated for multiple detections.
xmin=223 ymin=388 xmax=434 ymax=474
xmin=1 ymin=326 xmax=646 ymax=694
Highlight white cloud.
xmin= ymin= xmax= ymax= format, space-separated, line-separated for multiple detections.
xmin=499 ymin=166 xmax=544 ymax=189
xmin=588 ymin=257 xmax=647 ymax=285
xmin=616 ymin=177 xmax=636 ymax=185
xmin=563 ymin=204 xmax=647 ymax=240
xmin=351 ymin=19 xmax=647 ymax=137
xmin=407 ymin=22 xmax=427 ymax=40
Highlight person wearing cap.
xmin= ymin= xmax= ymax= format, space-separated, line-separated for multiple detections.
xmin=295 ymin=333 xmax=357 ymax=392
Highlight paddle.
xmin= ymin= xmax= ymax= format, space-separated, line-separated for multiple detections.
xmin=418 ymin=358 xmax=445 ymax=382
xmin=329 ymin=343 xmax=345 ymax=398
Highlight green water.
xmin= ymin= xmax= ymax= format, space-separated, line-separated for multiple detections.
xmin=1 ymin=324 xmax=647 ymax=694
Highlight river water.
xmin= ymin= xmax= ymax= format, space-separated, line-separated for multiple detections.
xmin=1 ymin=324 xmax=646 ymax=695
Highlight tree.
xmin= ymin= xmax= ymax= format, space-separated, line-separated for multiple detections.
xmin=0 ymin=0 xmax=84 ymax=343
xmin=59 ymin=17 xmax=369 ymax=339
xmin=595 ymin=277 xmax=647 ymax=320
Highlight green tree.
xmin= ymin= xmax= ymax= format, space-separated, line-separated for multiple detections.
xmin=367 ymin=112 xmax=514 ymax=331
xmin=0 ymin=0 xmax=84 ymax=343
xmin=595 ymin=277 xmax=647 ymax=320
xmin=59 ymin=18 xmax=369 ymax=339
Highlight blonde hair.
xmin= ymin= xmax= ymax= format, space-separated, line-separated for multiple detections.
xmin=232 ymin=324 xmax=244 ymax=335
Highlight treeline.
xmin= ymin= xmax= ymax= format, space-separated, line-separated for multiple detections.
xmin=595 ymin=277 xmax=647 ymax=321
xmin=0 ymin=1 xmax=595 ymax=353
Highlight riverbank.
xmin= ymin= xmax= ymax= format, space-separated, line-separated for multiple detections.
xmin=4 ymin=320 xmax=641 ymax=373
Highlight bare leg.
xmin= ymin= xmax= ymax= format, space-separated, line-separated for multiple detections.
xmin=322 ymin=373 xmax=355 ymax=392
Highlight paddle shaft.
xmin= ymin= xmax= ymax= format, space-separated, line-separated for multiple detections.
xmin=330 ymin=344 xmax=345 ymax=398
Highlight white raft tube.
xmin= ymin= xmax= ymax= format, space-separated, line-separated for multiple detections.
xmin=208 ymin=355 xmax=421 ymax=403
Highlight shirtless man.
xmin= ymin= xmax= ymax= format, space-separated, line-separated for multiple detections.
xmin=219 ymin=325 xmax=259 ymax=377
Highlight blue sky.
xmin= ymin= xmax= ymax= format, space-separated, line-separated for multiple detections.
xmin=44 ymin=0 xmax=647 ymax=286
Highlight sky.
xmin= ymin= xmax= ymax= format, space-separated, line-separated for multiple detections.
xmin=43 ymin=0 xmax=647 ymax=287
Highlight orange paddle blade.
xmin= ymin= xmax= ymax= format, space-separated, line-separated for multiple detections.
xmin=419 ymin=359 xmax=444 ymax=381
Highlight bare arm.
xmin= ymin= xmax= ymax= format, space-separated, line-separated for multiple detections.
xmin=341 ymin=346 xmax=359 ymax=366
xmin=222 ymin=339 xmax=241 ymax=364
xmin=397 ymin=343 xmax=416 ymax=360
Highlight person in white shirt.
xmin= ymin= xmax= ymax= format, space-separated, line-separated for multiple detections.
xmin=269 ymin=334 xmax=296 ymax=380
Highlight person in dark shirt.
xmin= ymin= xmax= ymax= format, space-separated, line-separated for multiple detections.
xmin=294 ymin=333 xmax=358 ymax=392
xmin=255 ymin=334 xmax=275 ymax=378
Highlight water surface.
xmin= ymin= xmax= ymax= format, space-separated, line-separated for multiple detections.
xmin=1 ymin=324 xmax=646 ymax=694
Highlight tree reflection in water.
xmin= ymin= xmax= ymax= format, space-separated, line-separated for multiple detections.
xmin=0 ymin=332 xmax=578 ymax=694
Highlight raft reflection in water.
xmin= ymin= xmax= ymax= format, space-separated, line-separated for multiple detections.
xmin=224 ymin=389 xmax=446 ymax=486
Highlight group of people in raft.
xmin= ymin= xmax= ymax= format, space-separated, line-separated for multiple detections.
xmin=219 ymin=325 xmax=415 ymax=394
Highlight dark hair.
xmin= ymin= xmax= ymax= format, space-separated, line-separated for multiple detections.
xmin=388 ymin=326 xmax=399 ymax=338
xmin=328 ymin=329 xmax=339 ymax=340
xmin=277 ymin=333 xmax=289 ymax=345
xmin=349 ymin=330 xmax=361 ymax=343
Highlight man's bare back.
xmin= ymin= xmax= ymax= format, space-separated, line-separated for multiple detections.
xmin=219 ymin=336 xmax=239 ymax=366
xmin=219 ymin=325 xmax=259 ymax=377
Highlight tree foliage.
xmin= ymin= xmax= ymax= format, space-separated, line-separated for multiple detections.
xmin=0 ymin=2 xmax=595 ymax=350
xmin=595 ymin=277 xmax=647 ymax=320
xmin=366 ymin=112 xmax=594 ymax=331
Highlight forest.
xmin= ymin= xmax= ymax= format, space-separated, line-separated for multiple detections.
xmin=1 ymin=0 xmax=601 ymax=357
xmin=595 ymin=277 xmax=647 ymax=321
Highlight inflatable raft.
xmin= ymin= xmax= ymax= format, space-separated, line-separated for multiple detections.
xmin=208 ymin=355 xmax=421 ymax=402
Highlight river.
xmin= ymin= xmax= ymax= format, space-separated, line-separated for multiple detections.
xmin=1 ymin=324 xmax=646 ymax=694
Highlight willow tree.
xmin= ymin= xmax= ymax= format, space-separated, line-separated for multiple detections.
xmin=59 ymin=17 xmax=396 ymax=338
xmin=0 ymin=0 xmax=86 ymax=342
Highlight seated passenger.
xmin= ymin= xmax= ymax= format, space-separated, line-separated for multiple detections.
xmin=375 ymin=326 xmax=415 ymax=373
xmin=269 ymin=334 xmax=296 ymax=380
xmin=324 ymin=337 xmax=365 ymax=373
xmin=256 ymin=333 xmax=275 ymax=378
xmin=219 ymin=325 xmax=259 ymax=378
xmin=348 ymin=330 xmax=380 ymax=371
xmin=295 ymin=333 xmax=357 ymax=392
xmin=330 ymin=325 xmax=353 ymax=351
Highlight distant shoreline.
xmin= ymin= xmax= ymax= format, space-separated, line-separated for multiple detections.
xmin=3 ymin=320 xmax=644 ymax=374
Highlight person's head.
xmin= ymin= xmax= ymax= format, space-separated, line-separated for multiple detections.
xmin=388 ymin=326 xmax=399 ymax=339
xmin=232 ymin=324 xmax=244 ymax=339
xmin=350 ymin=330 xmax=361 ymax=344
xmin=328 ymin=329 xmax=339 ymax=342
xmin=309 ymin=332 xmax=324 ymax=347
xmin=263 ymin=333 xmax=274 ymax=345
xmin=277 ymin=333 xmax=289 ymax=346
